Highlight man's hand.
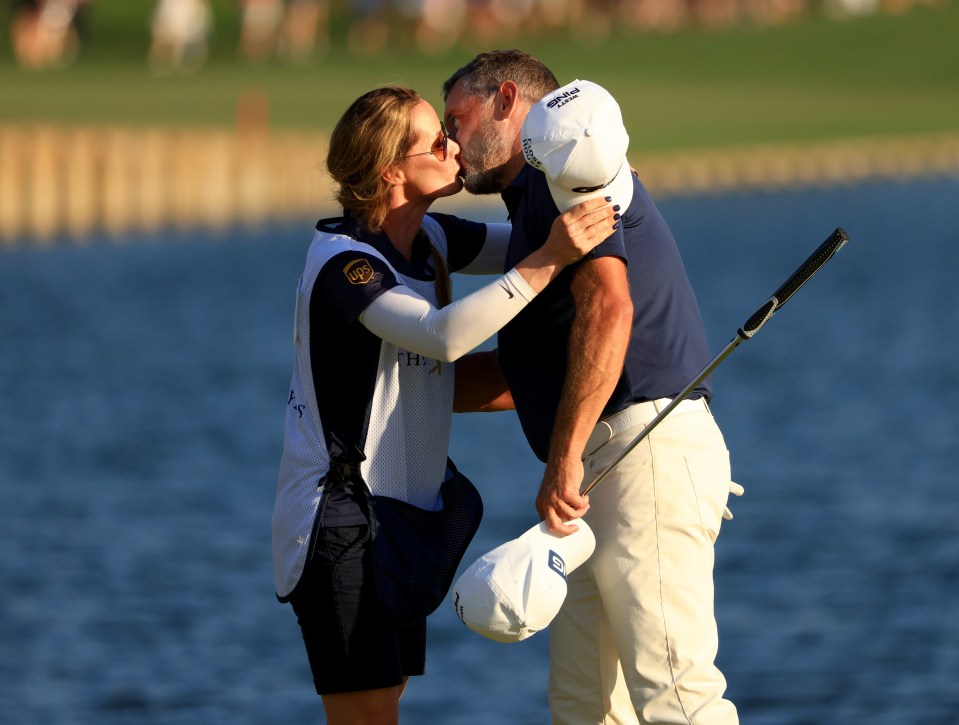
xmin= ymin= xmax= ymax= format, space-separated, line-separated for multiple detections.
xmin=536 ymin=454 xmax=589 ymax=536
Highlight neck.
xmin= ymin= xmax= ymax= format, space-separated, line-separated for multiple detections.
xmin=381 ymin=199 xmax=430 ymax=260
xmin=502 ymin=153 xmax=528 ymax=188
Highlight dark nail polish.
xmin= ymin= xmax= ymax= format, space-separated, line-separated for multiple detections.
xmin=613 ymin=213 xmax=621 ymax=221
xmin=613 ymin=205 xmax=621 ymax=212
xmin=605 ymin=196 xmax=612 ymax=202
xmin=612 ymin=222 xmax=620 ymax=230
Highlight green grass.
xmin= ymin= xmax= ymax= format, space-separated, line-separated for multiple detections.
xmin=1 ymin=0 xmax=957 ymax=152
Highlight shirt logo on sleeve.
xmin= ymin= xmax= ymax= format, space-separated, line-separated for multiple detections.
xmin=343 ymin=259 xmax=375 ymax=285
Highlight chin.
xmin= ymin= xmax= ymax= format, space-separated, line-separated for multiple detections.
xmin=462 ymin=163 xmax=510 ymax=196
xmin=436 ymin=178 xmax=464 ymax=198
xmin=463 ymin=175 xmax=500 ymax=196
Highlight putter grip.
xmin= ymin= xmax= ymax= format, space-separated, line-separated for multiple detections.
xmin=739 ymin=227 xmax=849 ymax=338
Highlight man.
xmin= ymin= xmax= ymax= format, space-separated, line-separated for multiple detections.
xmin=443 ymin=50 xmax=740 ymax=724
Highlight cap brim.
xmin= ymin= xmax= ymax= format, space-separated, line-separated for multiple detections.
xmin=545 ymin=157 xmax=634 ymax=215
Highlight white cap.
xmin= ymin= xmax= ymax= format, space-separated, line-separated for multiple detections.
xmin=521 ymin=79 xmax=633 ymax=213
xmin=451 ymin=520 xmax=596 ymax=643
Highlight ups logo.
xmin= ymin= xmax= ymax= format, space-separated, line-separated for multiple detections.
xmin=343 ymin=259 xmax=375 ymax=285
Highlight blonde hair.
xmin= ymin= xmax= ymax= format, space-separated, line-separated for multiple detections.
xmin=327 ymin=86 xmax=451 ymax=307
xmin=326 ymin=86 xmax=420 ymax=234
xmin=427 ymin=235 xmax=452 ymax=308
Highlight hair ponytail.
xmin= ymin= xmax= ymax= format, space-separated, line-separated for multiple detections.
xmin=427 ymin=238 xmax=452 ymax=308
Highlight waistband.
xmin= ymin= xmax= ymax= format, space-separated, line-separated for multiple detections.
xmin=606 ymin=397 xmax=707 ymax=436
xmin=582 ymin=397 xmax=709 ymax=459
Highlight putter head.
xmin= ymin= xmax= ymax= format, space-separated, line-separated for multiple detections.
xmin=451 ymin=520 xmax=596 ymax=643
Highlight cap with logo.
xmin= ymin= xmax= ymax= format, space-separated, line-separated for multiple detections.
xmin=521 ymin=79 xmax=633 ymax=214
xmin=451 ymin=519 xmax=596 ymax=643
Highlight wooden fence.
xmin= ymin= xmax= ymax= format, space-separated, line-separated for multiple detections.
xmin=0 ymin=124 xmax=330 ymax=245
xmin=1 ymin=124 xmax=958 ymax=245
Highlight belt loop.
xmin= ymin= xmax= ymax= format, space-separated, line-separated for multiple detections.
xmin=582 ymin=420 xmax=614 ymax=460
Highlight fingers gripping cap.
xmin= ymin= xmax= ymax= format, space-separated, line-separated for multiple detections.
xmin=451 ymin=520 xmax=596 ymax=643
xmin=521 ymin=80 xmax=633 ymax=213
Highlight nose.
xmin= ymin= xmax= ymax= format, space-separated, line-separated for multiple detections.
xmin=447 ymin=135 xmax=461 ymax=158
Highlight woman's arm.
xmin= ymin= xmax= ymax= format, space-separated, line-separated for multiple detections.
xmin=360 ymin=197 xmax=618 ymax=362
xmin=360 ymin=199 xmax=615 ymax=362
xmin=359 ymin=267 xmax=535 ymax=362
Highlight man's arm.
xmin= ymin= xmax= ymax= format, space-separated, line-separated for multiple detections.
xmin=453 ymin=350 xmax=515 ymax=412
xmin=536 ymin=256 xmax=633 ymax=535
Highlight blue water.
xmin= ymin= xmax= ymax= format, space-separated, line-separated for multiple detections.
xmin=2 ymin=176 xmax=958 ymax=724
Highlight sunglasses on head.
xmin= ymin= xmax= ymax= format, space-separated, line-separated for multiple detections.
xmin=401 ymin=124 xmax=449 ymax=162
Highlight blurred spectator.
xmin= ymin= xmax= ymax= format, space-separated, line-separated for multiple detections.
xmin=688 ymin=0 xmax=742 ymax=27
xmin=6 ymin=0 xmax=937 ymax=74
xmin=345 ymin=0 xmax=389 ymax=56
xmin=460 ymin=0 xmax=532 ymax=46
xmin=149 ymin=0 xmax=213 ymax=75
xmin=277 ymin=0 xmax=329 ymax=62
xmin=529 ymin=0 xmax=572 ymax=33
xmin=394 ymin=0 xmax=466 ymax=54
xmin=822 ymin=0 xmax=878 ymax=15
xmin=620 ymin=0 xmax=690 ymax=31
xmin=238 ymin=0 xmax=328 ymax=63
xmin=567 ymin=0 xmax=616 ymax=43
xmin=237 ymin=0 xmax=283 ymax=61
xmin=10 ymin=0 xmax=90 ymax=70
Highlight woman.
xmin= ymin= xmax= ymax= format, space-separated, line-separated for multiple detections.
xmin=272 ymin=86 xmax=618 ymax=724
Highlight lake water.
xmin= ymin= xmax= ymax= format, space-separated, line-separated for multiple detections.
xmin=2 ymin=176 xmax=958 ymax=724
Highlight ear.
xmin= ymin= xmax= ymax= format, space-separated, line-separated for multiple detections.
xmin=492 ymin=80 xmax=523 ymax=121
xmin=382 ymin=162 xmax=405 ymax=187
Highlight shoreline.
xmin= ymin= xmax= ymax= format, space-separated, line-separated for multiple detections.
xmin=2 ymin=124 xmax=957 ymax=245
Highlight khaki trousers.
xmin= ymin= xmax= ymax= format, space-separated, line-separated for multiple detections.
xmin=549 ymin=399 xmax=740 ymax=725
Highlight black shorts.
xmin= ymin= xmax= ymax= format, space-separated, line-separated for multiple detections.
xmin=288 ymin=524 xmax=427 ymax=696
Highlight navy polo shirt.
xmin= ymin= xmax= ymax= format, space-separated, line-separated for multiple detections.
xmin=498 ymin=165 xmax=713 ymax=462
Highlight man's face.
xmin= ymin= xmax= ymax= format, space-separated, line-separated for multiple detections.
xmin=444 ymin=79 xmax=516 ymax=196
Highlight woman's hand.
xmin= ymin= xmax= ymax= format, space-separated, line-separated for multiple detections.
xmin=543 ymin=196 xmax=620 ymax=266
xmin=512 ymin=197 xmax=619 ymax=294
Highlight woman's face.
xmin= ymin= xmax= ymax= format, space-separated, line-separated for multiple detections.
xmin=397 ymin=100 xmax=463 ymax=200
